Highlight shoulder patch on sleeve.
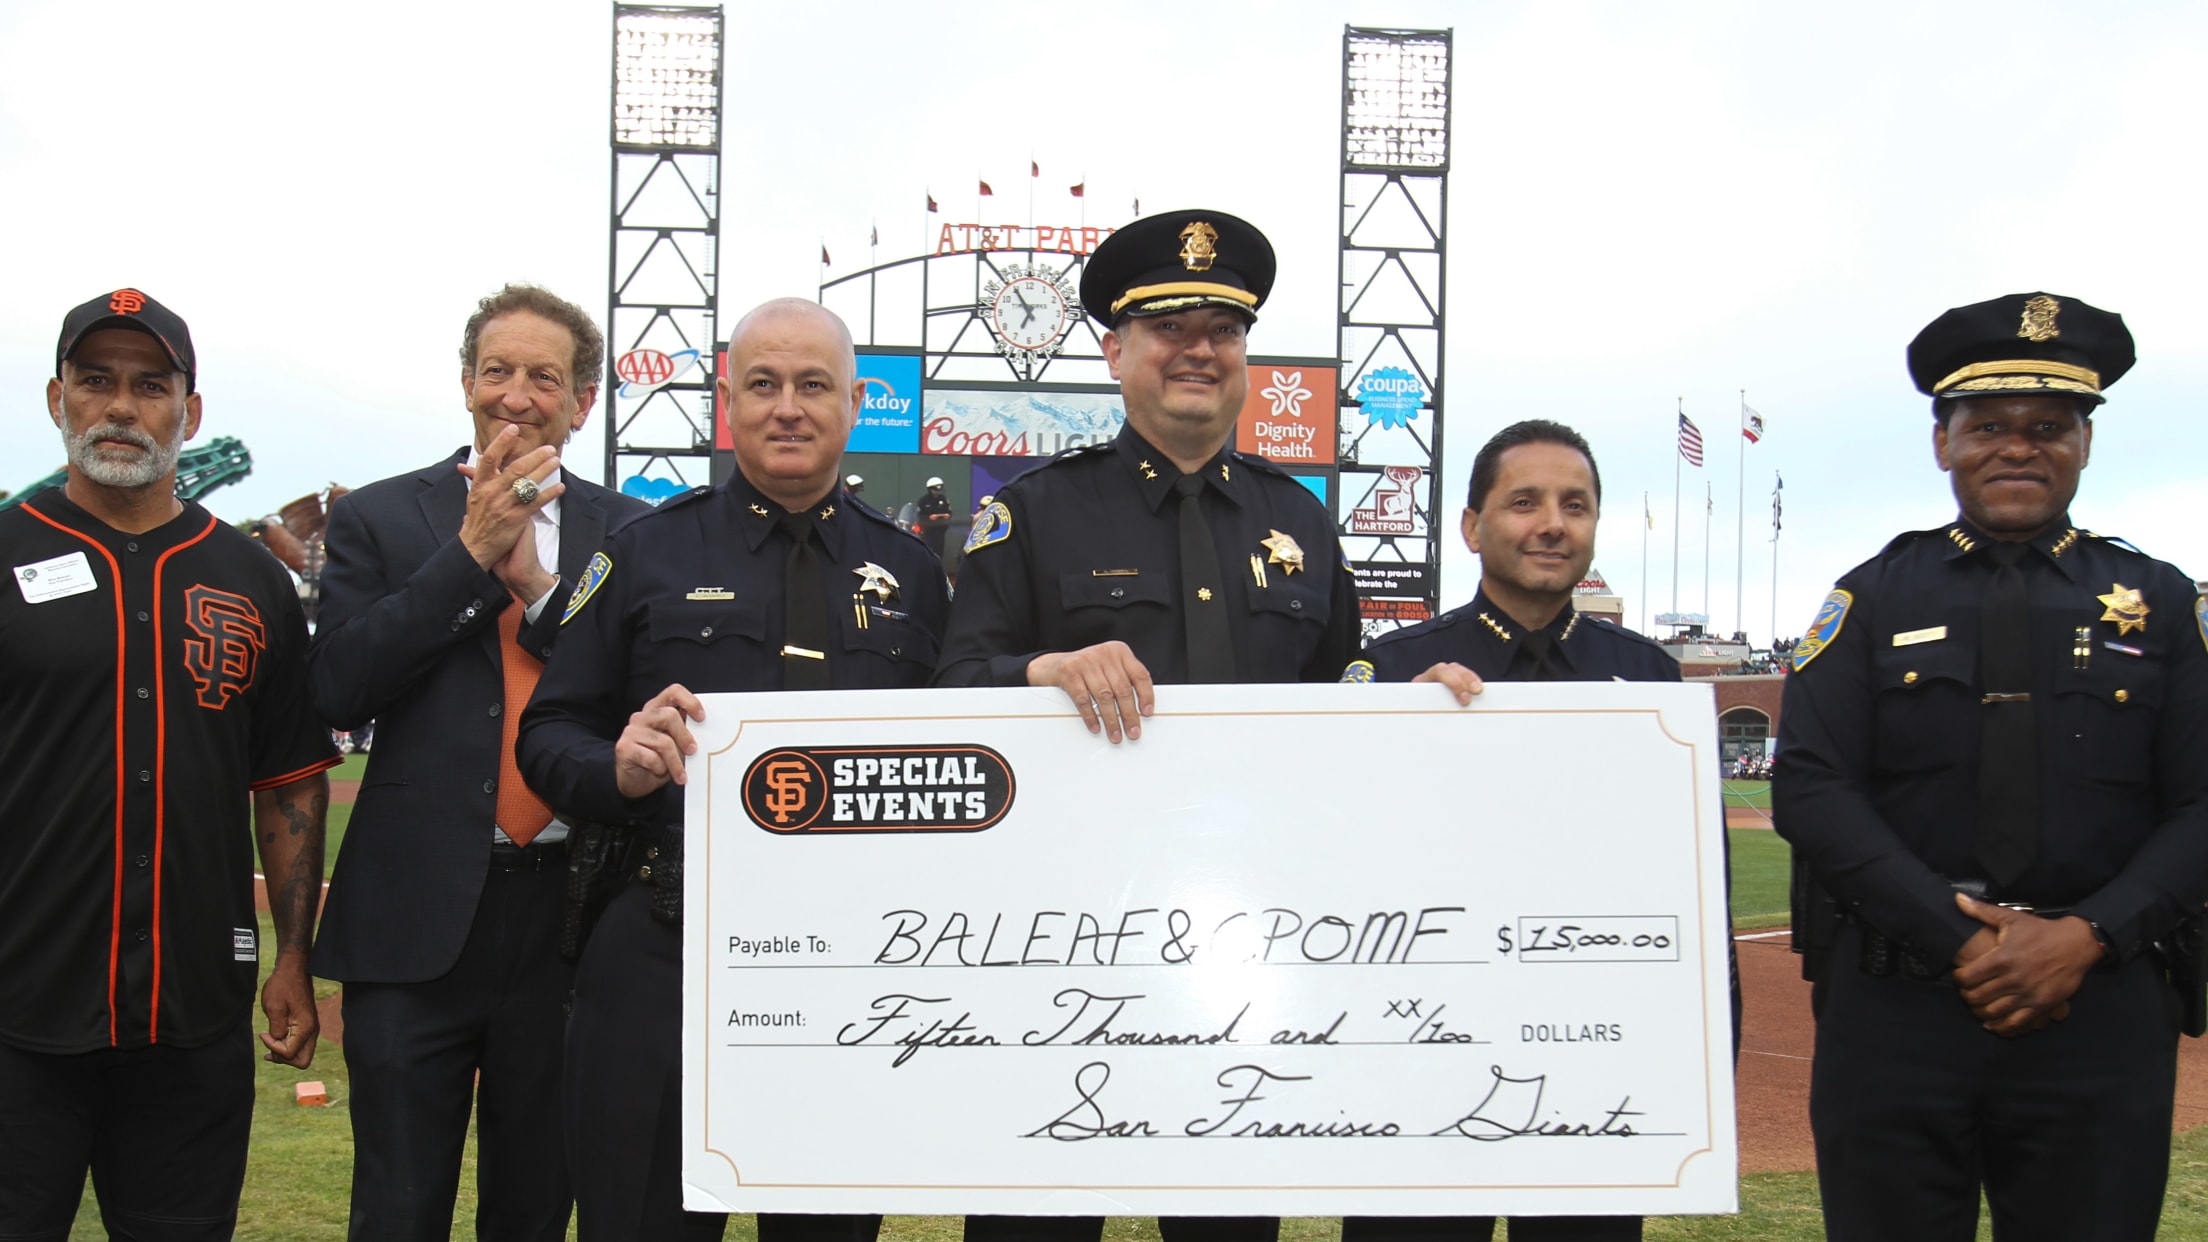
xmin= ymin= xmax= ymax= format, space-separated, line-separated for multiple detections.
xmin=1340 ymin=659 xmax=1376 ymax=684
xmin=963 ymin=501 xmax=1013 ymax=554
xmin=2195 ymin=596 xmax=2207 ymax=655
xmin=1792 ymin=589 xmax=1853 ymax=671
xmin=561 ymin=552 xmax=613 ymax=625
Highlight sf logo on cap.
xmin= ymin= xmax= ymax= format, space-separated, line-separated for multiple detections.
xmin=109 ymin=289 xmax=147 ymax=315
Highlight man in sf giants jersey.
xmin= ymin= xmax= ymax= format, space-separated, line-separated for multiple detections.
xmin=0 ymin=289 xmax=337 ymax=1241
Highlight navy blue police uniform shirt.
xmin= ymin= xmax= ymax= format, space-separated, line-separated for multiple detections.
xmin=1347 ymin=589 xmax=1683 ymax=685
xmin=933 ymin=423 xmax=1360 ymax=687
xmin=0 ymin=492 xmax=340 ymax=1053
xmin=1773 ymin=516 xmax=2208 ymax=968
xmin=517 ymin=473 xmax=950 ymax=831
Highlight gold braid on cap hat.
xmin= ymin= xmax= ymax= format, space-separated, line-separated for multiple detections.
xmin=1933 ymin=359 xmax=2102 ymax=395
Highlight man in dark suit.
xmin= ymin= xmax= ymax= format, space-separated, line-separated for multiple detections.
xmin=309 ymin=284 xmax=649 ymax=1241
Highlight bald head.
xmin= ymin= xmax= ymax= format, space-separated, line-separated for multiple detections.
xmin=729 ymin=298 xmax=855 ymax=383
xmin=718 ymin=297 xmax=864 ymax=510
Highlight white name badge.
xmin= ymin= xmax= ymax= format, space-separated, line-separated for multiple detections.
xmin=681 ymin=683 xmax=1738 ymax=1219
xmin=14 ymin=551 xmax=98 ymax=604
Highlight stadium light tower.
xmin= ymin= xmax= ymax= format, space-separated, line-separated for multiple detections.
xmin=1336 ymin=26 xmax=1451 ymax=636
xmin=606 ymin=5 xmax=725 ymax=496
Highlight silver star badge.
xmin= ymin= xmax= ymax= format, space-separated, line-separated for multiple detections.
xmin=853 ymin=561 xmax=900 ymax=603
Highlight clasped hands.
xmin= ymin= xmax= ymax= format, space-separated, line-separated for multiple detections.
xmin=1950 ymin=893 xmax=2106 ymax=1037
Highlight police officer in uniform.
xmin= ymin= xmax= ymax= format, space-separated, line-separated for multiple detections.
xmin=1346 ymin=418 xmax=1678 ymax=689
xmin=917 ymin=475 xmax=953 ymax=558
xmin=1775 ymin=293 xmax=2208 ymax=1240
xmin=934 ymin=210 xmax=1359 ymax=1242
xmin=1340 ymin=418 xmax=1677 ymax=1242
xmin=516 ymin=298 xmax=947 ymax=1242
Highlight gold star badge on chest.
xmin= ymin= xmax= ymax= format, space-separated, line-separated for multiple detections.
xmin=853 ymin=561 xmax=900 ymax=603
xmin=2098 ymin=583 xmax=2149 ymax=635
xmin=1259 ymin=529 xmax=1305 ymax=574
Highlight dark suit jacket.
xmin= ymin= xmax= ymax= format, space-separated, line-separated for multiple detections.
xmin=308 ymin=448 xmax=647 ymax=983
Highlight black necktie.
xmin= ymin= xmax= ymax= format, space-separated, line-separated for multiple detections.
xmin=779 ymin=511 xmax=831 ymax=691
xmin=1518 ymin=629 xmax=1559 ymax=682
xmin=1174 ymin=474 xmax=1237 ymax=682
xmin=1976 ymin=541 xmax=2038 ymax=886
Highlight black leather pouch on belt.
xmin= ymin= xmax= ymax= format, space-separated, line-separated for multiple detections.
xmin=2158 ymin=915 xmax=2208 ymax=1038
xmin=561 ymin=819 xmax=636 ymax=961
xmin=649 ymin=823 xmax=684 ymax=926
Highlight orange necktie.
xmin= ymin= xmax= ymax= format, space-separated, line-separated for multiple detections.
xmin=495 ymin=593 xmax=554 ymax=845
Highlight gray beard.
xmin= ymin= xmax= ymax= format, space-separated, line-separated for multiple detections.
xmin=65 ymin=422 xmax=182 ymax=491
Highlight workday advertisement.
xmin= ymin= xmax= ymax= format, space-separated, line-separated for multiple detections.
xmin=850 ymin=352 xmax=924 ymax=454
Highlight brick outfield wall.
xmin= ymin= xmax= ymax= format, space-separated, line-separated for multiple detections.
xmin=1705 ymin=672 xmax=1786 ymax=728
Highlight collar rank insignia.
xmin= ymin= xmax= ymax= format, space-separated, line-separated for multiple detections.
xmin=818 ymin=504 xmax=836 ymax=520
xmin=1179 ymin=220 xmax=1218 ymax=272
xmin=2098 ymin=583 xmax=2149 ymax=635
xmin=1259 ymin=529 xmax=1305 ymax=574
xmin=1476 ymin=612 xmax=1514 ymax=641
xmin=853 ymin=561 xmax=899 ymax=603
xmin=1139 ymin=459 xmax=1159 ymax=481
xmin=749 ymin=503 xmax=769 ymax=517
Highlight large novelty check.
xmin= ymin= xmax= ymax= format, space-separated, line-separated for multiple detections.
xmin=681 ymin=682 xmax=1736 ymax=1217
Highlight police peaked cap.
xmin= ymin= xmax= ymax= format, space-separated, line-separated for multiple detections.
xmin=1080 ymin=209 xmax=1276 ymax=327
xmin=1907 ymin=291 xmax=2134 ymax=411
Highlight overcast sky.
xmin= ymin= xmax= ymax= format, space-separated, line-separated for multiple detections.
xmin=3 ymin=0 xmax=2200 ymax=643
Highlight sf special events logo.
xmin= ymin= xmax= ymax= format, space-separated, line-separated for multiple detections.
xmin=742 ymin=745 xmax=1015 ymax=834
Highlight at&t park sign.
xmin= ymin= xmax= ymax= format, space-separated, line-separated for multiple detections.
xmin=934 ymin=223 xmax=1116 ymax=256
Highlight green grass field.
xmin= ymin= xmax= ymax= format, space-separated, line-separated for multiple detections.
xmin=71 ymin=770 xmax=2208 ymax=1238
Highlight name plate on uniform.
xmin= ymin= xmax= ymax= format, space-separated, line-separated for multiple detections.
xmin=681 ymin=683 xmax=1736 ymax=1217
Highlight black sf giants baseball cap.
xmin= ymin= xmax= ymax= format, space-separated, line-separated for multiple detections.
xmin=56 ymin=288 xmax=197 ymax=393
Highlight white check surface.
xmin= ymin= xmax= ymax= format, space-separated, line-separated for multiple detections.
xmin=683 ymin=682 xmax=1737 ymax=1217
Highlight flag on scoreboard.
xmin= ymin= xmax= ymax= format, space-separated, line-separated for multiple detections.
xmin=979 ymin=180 xmax=994 ymax=196
xmin=1743 ymin=406 xmax=1765 ymax=443
xmin=1031 ymin=160 xmax=1039 ymax=177
xmin=1070 ymin=181 xmax=1085 ymax=197
xmin=819 ymin=244 xmax=830 ymax=265
xmin=926 ymin=192 xmax=938 ymax=213
xmin=1678 ymin=412 xmax=1705 ymax=467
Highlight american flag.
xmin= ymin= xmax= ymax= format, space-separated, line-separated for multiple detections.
xmin=1678 ymin=412 xmax=1705 ymax=467
xmin=1742 ymin=405 xmax=1765 ymax=443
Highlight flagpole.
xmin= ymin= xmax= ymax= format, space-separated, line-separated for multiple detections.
xmin=1670 ymin=398 xmax=1682 ymax=628
xmin=1770 ymin=471 xmax=1782 ymax=646
xmin=1702 ymin=480 xmax=1712 ymax=633
xmin=1736 ymin=389 xmax=1748 ymax=641
xmin=1641 ymin=493 xmax=1650 ymax=633
xmin=1028 ymin=157 xmax=1035 ymax=233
